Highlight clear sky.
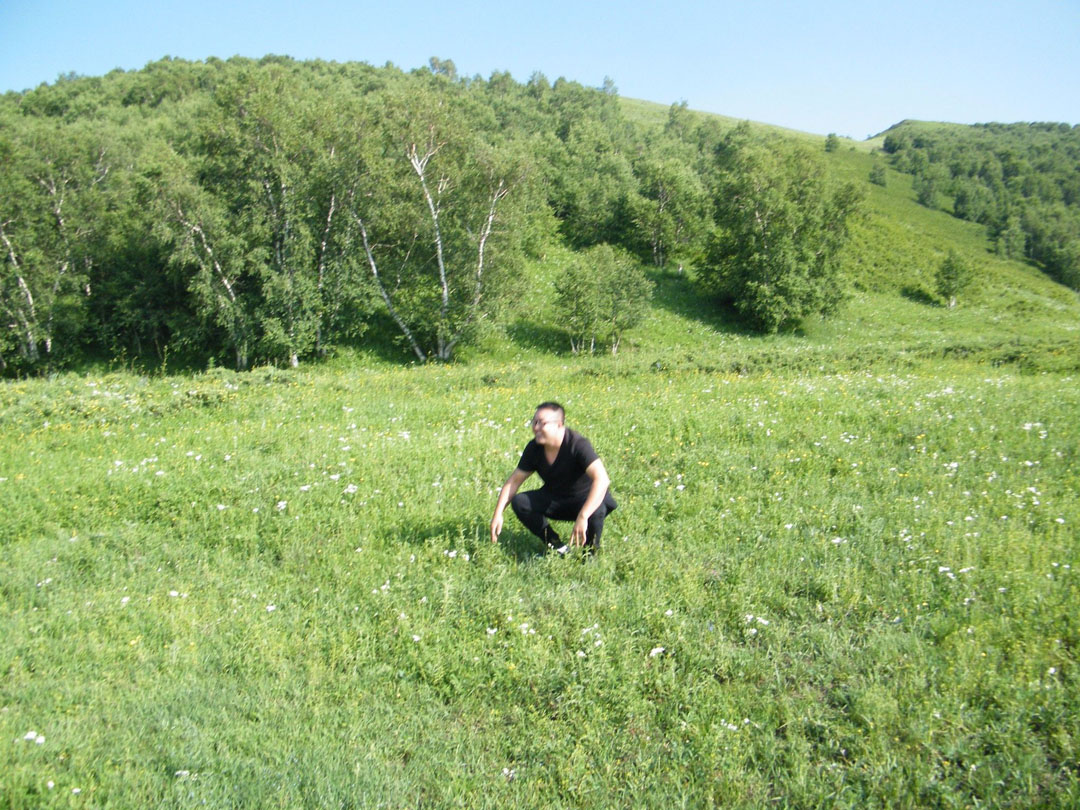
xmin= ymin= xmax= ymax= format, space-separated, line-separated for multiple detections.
xmin=1 ymin=0 xmax=1077 ymax=139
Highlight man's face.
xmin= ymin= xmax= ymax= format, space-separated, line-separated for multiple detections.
xmin=531 ymin=408 xmax=563 ymax=445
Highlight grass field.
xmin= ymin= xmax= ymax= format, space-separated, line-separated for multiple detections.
xmin=3 ymin=109 xmax=1080 ymax=807
xmin=2 ymin=342 xmax=1078 ymax=807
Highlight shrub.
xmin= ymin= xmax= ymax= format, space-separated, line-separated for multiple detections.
xmin=555 ymin=244 xmax=653 ymax=354
xmin=935 ymin=250 xmax=974 ymax=308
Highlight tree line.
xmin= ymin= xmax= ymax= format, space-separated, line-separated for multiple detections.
xmin=1 ymin=56 xmax=862 ymax=373
xmin=882 ymin=120 xmax=1080 ymax=289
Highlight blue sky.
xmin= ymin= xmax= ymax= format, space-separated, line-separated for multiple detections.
xmin=1 ymin=0 xmax=1077 ymax=138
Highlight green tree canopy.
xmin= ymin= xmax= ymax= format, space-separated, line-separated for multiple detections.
xmin=700 ymin=138 xmax=863 ymax=332
xmin=881 ymin=120 xmax=1080 ymax=289
xmin=0 ymin=117 xmax=114 ymax=370
xmin=935 ymin=249 xmax=974 ymax=308
xmin=555 ymin=243 xmax=652 ymax=354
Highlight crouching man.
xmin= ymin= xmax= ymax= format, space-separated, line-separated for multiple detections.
xmin=490 ymin=401 xmax=616 ymax=554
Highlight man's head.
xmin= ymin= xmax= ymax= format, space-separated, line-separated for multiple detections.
xmin=531 ymin=401 xmax=565 ymax=446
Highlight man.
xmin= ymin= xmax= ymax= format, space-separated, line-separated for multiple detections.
xmin=490 ymin=401 xmax=616 ymax=554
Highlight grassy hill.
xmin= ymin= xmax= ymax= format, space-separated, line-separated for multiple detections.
xmin=2 ymin=97 xmax=1078 ymax=808
xmin=462 ymin=98 xmax=1080 ymax=376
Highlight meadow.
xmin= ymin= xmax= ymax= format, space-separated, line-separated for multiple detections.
xmin=3 ymin=114 xmax=1080 ymax=807
xmin=2 ymin=337 xmax=1077 ymax=807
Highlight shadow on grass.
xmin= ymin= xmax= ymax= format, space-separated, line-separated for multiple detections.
xmin=901 ymin=285 xmax=940 ymax=307
xmin=377 ymin=519 xmax=484 ymax=549
xmin=374 ymin=518 xmax=552 ymax=563
xmin=645 ymin=267 xmax=761 ymax=336
xmin=505 ymin=319 xmax=572 ymax=355
xmin=495 ymin=531 xmax=552 ymax=563
xmin=505 ymin=268 xmax=763 ymax=359
xmin=49 ymin=310 xmax=423 ymax=380
xmin=344 ymin=312 xmax=429 ymax=365
xmin=371 ymin=516 xmax=578 ymax=565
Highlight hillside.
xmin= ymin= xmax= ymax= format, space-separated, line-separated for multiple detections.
xmin=1 ymin=57 xmax=1078 ymax=375
xmin=873 ymin=119 xmax=1080 ymax=289
xmin=3 ymin=66 xmax=1079 ymax=809
xmin=514 ymin=99 xmax=1080 ymax=375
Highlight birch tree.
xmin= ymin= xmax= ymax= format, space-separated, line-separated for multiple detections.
xmin=348 ymin=82 xmax=527 ymax=361
xmin=631 ymin=151 xmax=709 ymax=269
xmin=555 ymin=244 xmax=652 ymax=354
xmin=200 ymin=71 xmax=322 ymax=367
xmin=935 ymin=250 xmax=974 ymax=309
xmin=0 ymin=120 xmax=109 ymax=370
xmin=193 ymin=69 xmax=369 ymax=366
xmin=143 ymin=141 xmax=260 ymax=370
xmin=702 ymin=139 xmax=862 ymax=332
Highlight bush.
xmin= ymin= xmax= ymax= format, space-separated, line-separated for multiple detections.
xmin=935 ymin=250 xmax=974 ymax=308
xmin=555 ymin=244 xmax=653 ymax=354
xmin=700 ymin=142 xmax=862 ymax=332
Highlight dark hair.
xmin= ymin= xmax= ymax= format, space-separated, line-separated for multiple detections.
xmin=535 ymin=401 xmax=565 ymax=423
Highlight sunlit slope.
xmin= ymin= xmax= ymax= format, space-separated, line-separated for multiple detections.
xmin=570 ymin=99 xmax=1080 ymax=372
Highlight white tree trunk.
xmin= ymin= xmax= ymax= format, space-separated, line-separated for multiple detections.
xmin=352 ymin=211 xmax=428 ymax=362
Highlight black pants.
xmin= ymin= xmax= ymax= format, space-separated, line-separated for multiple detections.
xmin=510 ymin=488 xmax=613 ymax=552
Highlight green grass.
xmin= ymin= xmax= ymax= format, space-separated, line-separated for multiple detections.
xmin=2 ymin=350 xmax=1078 ymax=808
xmin=3 ymin=106 xmax=1080 ymax=808
xmin=620 ymin=95 xmax=835 ymax=147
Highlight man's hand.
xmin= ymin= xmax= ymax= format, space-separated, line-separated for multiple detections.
xmin=569 ymin=459 xmax=608 ymax=548
xmin=492 ymin=468 xmax=531 ymax=545
xmin=570 ymin=515 xmax=589 ymax=547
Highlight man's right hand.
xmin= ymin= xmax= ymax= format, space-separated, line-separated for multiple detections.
xmin=490 ymin=512 xmax=503 ymax=544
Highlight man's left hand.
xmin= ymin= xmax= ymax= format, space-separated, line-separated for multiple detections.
xmin=571 ymin=515 xmax=589 ymax=547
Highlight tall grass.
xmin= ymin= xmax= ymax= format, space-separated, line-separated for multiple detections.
xmin=3 ymin=103 xmax=1078 ymax=809
xmin=2 ymin=354 xmax=1077 ymax=807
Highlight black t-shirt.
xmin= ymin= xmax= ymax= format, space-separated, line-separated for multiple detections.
xmin=517 ymin=428 xmax=615 ymax=508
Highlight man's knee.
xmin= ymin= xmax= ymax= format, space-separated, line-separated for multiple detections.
xmin=587 ymin=503 xmax=608 ymax=528
xmin=509 ymin=492 xmax=530 ymax=519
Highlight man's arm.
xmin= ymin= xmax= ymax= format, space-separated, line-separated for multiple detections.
xmin=491 ymin=467 xmax=532 ymax=543
xmin=570 ymin=458 xmax=610 ymax=546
